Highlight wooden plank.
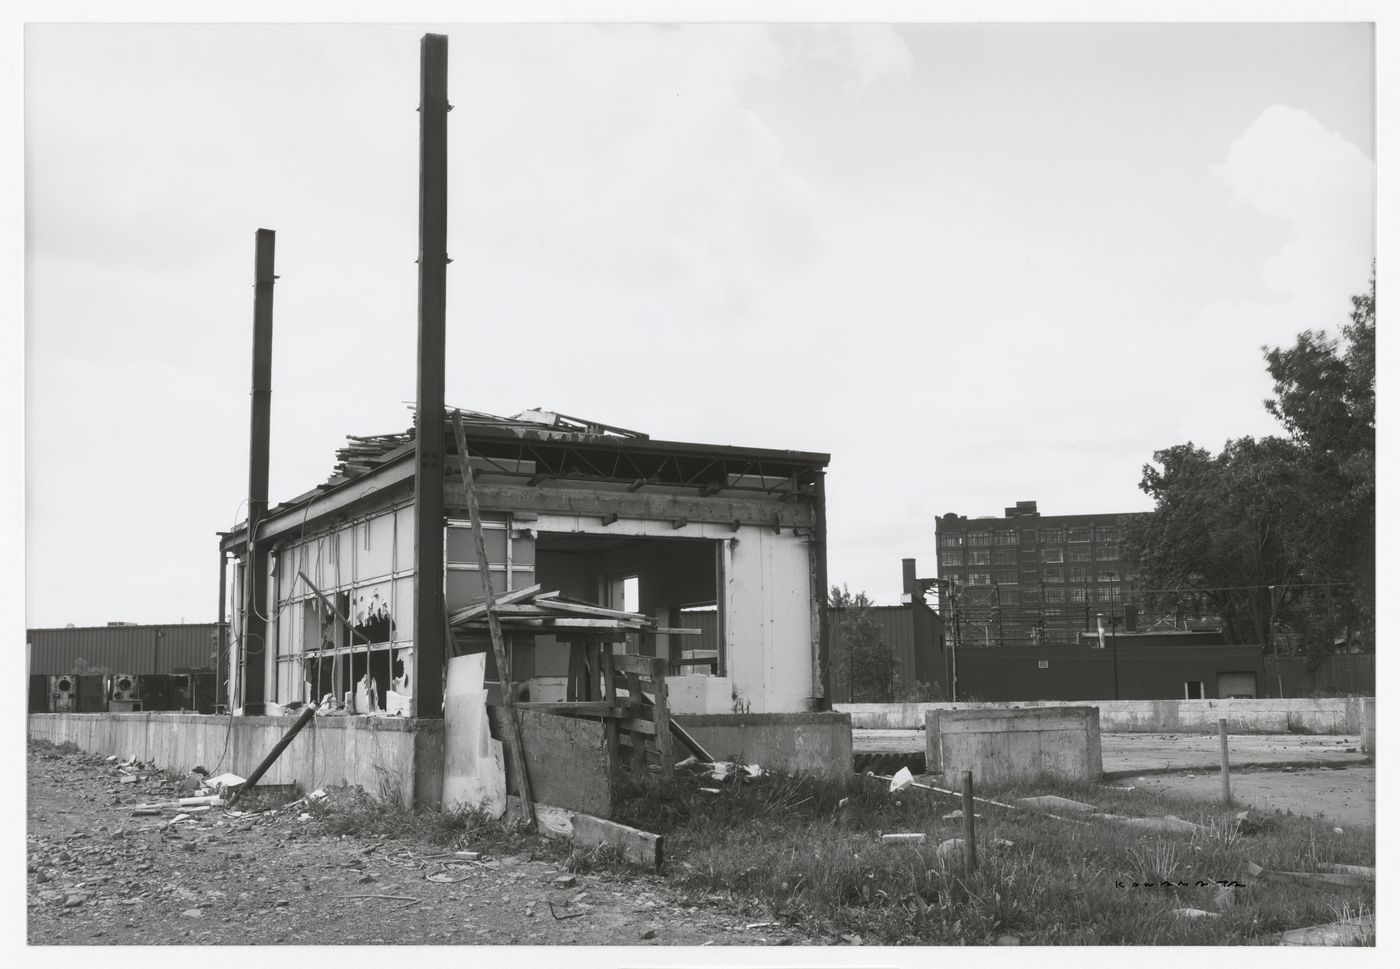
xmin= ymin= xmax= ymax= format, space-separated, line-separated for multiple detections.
xmin=651 ymin=667 xmax=675 ymax=778
xmin=565 ymin=644 xmax=584 ymax=702
xmin=574 ymin=813 xmax=663 ymax=870
xmin=624 ymin=670 xmax=645 ymax=773
xmin=446 ymin=481 xmax=817 ymax=530
xmin=448 ymin=583 xmax=544 ymax=623
xmin=616 ymin=717 xmax=658 ymax=736
xmin=651 ymin=627 xmax=703 ymax=636
xmin=492 ymin=708 xmax=611 ymax=818
xmin=613 ymin=653 xmax=668 ymax=678
xmin=484 ymin=617 xmax=646 ymax=630
xmin=503 ymin=796 xmax=663 ymax=870
xmin=516 ymin=701 xmax=630 ymax=717
xmin=453 ymin=411 xmax=536 ymax=830
xmin=530 ymin=598 xmax=649 ymax=621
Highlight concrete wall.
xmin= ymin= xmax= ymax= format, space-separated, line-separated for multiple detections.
xmin=928 ymin=706 xmax=1102 ymax=786
xmin=675 ymin=713 xmax=852 ymax=780
xmin=28 ymin=713 xmax=442 ymax=808
xmin=837 ymin=697 xmax=1370 ymax=734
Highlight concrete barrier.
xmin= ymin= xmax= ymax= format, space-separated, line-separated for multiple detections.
xmin=674 ymin=712 xmax=852 ymax=780
xmin=28 ymin=713 xmax=442 ymax=809
xmin=927 ymin=706 xmax=1102 ymax=787
xmin=838 ymin=698 xmax=1369 ymax=734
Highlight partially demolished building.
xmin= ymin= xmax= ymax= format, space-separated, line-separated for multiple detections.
xmin=220 ymin=409 xmax=832 ymax=719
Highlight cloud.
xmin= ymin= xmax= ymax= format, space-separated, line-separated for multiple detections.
xmin=798 ymin=25 xmax=915 ymax=94
xmin=1210 ymin=105 xmax=1373 ymax=313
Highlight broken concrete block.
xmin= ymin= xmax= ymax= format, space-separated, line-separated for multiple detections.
xmin=553 ymin=874 xmax=577 ymax=889
xmin=1017 ymin=795 xmax=1097 ymax=814
xmin=206 ymin=772 xmax=245 ymax=792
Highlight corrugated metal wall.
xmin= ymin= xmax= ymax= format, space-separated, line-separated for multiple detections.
xmin=26 ymin=624 xmax=223 ymax=675
xmin=828 ymin=605 xmax=924 ymax=703
xmin=1264 ymin=654 xmax=1375 ymax=697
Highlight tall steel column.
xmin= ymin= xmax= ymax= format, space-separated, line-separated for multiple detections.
xmin=243 ymin=227 xmax=276 ymax=715
xmin=412 ymin=33 xmax=450 ymax=719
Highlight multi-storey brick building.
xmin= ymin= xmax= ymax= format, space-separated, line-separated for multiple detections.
xmin=935 ymin=500 xmax=1146 ymax=648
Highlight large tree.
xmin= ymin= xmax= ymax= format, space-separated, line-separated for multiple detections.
xmin=1262 ymin=272 xmax=1375 ymax=648
xmin=1126 ymin=274 xmax=1375 ymax=651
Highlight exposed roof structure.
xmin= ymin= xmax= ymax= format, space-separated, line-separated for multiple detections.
xmin=222 ymin=406 xmax=829 ymax=552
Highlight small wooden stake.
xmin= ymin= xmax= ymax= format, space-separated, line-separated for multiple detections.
xmin=960 ymin=770 xmax=977 ymax=874
xmin=1218 ymin=718 xmax=1232 ymax=804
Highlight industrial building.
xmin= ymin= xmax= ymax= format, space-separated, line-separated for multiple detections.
xmin=26 ymin=623 xmax=223 ymax=714
xmin=936 ymin=499 xmax=1149 ymax=648
xmin=220 ymin=409 xmax=832 ymax=718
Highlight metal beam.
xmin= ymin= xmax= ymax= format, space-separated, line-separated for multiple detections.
xmin=412 ymin=33 xmax=450 ymax=721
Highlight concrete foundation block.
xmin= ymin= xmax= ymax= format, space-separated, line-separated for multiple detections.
xmin=926 ymin=706 xmax=1102 ymax=787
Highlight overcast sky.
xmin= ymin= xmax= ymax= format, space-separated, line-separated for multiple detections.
xmin=21 ymin=18 xmax=1378 ymax=627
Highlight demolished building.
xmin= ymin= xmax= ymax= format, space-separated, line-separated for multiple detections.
xmin=219 ymin=408 xmax=832 ymax=721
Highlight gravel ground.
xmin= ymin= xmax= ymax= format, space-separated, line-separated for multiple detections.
xmin=25 ymin=741 xmax=808 ymax=947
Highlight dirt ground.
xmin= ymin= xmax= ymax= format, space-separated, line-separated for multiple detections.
xmin=25 ymin=742 xmax=807 ymax=946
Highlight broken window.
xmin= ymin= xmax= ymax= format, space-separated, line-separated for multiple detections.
xmin=271 ymin=502 xmax=414 ymax=711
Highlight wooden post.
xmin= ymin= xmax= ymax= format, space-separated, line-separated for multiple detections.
xmin=1218 ymin=718 xmax=1232 ymax=804
xmin=650 ymin=656 xmax=675 ymax=778
xmin=960 ymin=770 xmax=978 ymax=874
xmin=602 ymin=646 xmax=624 ymax=778
xmin=451 ymin=410 xmax=536 ymax=829
xmin=412 ymin=33 xmax=450 ymax=720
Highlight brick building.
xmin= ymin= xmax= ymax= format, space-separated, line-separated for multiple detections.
xmin=935 ymin=500 xmax=1145 ymax=648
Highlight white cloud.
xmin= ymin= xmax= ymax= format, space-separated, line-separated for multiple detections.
xmin=798 ymin=25 xmax=915 ymax=94
xmin=1210 ymin=105 xmax=1374 ymax=312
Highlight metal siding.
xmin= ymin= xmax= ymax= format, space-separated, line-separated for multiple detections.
xmin=826 ymin=606 xmax=928 ymax=701
xmin=26 ymin=624 xmax=223 ymax=675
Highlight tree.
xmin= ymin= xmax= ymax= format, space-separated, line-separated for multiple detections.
xmin=829 ymin=585 xmax=897 ymax=701
xmin=1125 ymin=437 xmax=1328 ymax=646
xmin=1262 ymin=270 xmax=1375 ymax=649
xmin=1125 ymin=273 xmax=1375 ymax=652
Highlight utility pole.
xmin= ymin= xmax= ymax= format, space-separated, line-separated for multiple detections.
xmin=243 ymin=227 xmax=276 ymax=715
xmin=412 ymin=33 xmax=450 ymax=721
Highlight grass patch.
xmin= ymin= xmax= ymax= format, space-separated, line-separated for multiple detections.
xmin=613 ymin=767 xmax=1374 ymax=944
xmin=306 ymin=785 xmax=553 ymax=859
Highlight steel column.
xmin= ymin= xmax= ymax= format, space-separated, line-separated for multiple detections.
xmin=412 ymin=33 xmax=450 ymax=720
xmin=243 ymin=228 xmax=276 ymax=714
